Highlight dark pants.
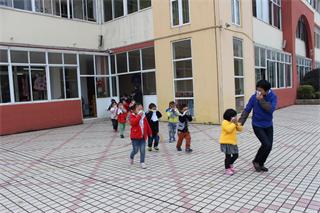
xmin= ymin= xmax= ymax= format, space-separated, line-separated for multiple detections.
xmin=130 ymin=139 xmax=146 ymax=163
xmin=253 ymin=126 xmax=274 ymax=166
xmin=111 ymin=119 xmax=118 ymax=131
xmin=225 ymin=154 xmax=239 ymax=169
xmin=148 ymin=135 xmax=160 ymax=148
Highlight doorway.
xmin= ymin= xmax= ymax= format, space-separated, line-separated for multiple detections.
xmin=81 ymin=77 xmax=97 ymax=118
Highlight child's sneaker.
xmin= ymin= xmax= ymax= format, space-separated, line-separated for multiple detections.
xmin=230 ymin=165 xmax=236 ymax=173
xmin=185 ymin=148 xmax=193 ymax=153
xmin=140 ymin=163 xmax=147 ymax=169
xmin=129 ymin=158 xmax=134 ymax=165
xmin=154 ymin=147 xmax=159 ymax=151
xmin=225 ymin=168 xmax=234 ymax=175
xmin=120 ymin=135 xmax=124 ymax=138
xmin=147 ymin=147 xmax=152 ymax=151
xmin=177 ymin=147 xmax=182 ymax=151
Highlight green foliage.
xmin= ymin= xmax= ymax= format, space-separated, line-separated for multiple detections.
xmin=297 ymin=85 xmax=314 ymax=99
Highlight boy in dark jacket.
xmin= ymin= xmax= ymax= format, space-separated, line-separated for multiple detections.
xmin=176 ymin=104 xmax=193 ymax=153
xmin=145 ymin=103 xmax=162 ymax=151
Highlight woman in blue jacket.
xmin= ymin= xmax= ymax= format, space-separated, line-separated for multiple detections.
xmin=239 ymin=80 xmax=277 ymax=172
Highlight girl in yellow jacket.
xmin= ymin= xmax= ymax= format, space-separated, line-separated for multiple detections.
xmin=219 ymin=109 xmax=243 ymax=175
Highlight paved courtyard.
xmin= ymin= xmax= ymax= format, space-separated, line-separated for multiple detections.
xmin=0 ymin=105 xmax=319 ymax=213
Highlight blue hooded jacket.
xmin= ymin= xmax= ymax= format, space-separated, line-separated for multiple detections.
xmin=244 ymin=90 xmax=277 ymax=128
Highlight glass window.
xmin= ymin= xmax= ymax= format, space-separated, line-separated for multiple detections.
xmin=173 ymin=40 xmax=192 ymax=59
xmin=139 ymin=0 xmax=151 ymax=9
xmin=269 ymin=0 xmax=281 ymax=29
xmin=254 ymin=46 xmax=259 ymax=66
xmin=233 ymin=38 xmax=243 ymax=57
xmin=116 ymin=53 xmax=128 ymax=73
xmin=65 ymin=67 xmax=78 ymax=98
xmin=182 ymin=0 xmax=189 ymax=24
xmin=171 ymin=0 xmax=179 ymax=26
xmin=31 ymin=66 xmax=47 ymax=100
xmin=0 ymin=49 xmax=8 ymax=63
xmin=50 ymin=67 xmax=65 ymax=99
xmin=174 ymin=60 xmax=192 ymax=78
xmin=175 ymin=80 xmax=193 ymax=97
xmin=110 ymin=55 xmax=116 ymax=74
xmin=104 ymin=0 xmax=113 ymax=21
xmin=235 ymin=96 xmax=244 ymax=113
xmin=95 ymin=55 xmax=109 ymax=75
xmin=52 ymin=0 xmax=61 ymax=16
xmin=142 ymin=72 xmax=156 ymax=95
xmin=171 ymin=0 xmax=189 ymax=26
xmin=235 ymin=78 xmax=244 ymax=95
xmin=277 ymin=63 xmax=285 ymax=88
xmin=175 ymin=99 xmax=194 ymax=116
xmin=0 ymin=0 xmax=13 ymax=7
xmin=141 ymin=47 xmax=155 ymax=70
xmin=30 ymin=52 xmax=46 ymax=64
xmin=129 ymin=50 xmax=141 ymax=71
xmin=44 ymin=0 xmax=52 ymax=14
xmin=0 ymin=66 xmax=11 ymax=103
xmin=231 ymin=0 xmax=240 ymax=25
xmin=86 ymin=0 xmax=96 ymax=21
xmin=11 ymin=50 xmax=28 ymax=63
xmin=255 ymin=68 xmax=266 ymax=83
xmin=128 ymin=0 xmax=138 ymax=14
xmin=234 ymin=58 xmax=243 ymax=76
xmin=79 ymin=54 xmax=94 ymax=75
xmin=260 ymin=48 xmax=266 ymax=67
xmin=267 ymin=61 xmax=276 ymax=88
xmin=285 ymin=64 xmax=291 ymax=87
xmin=35 ymin=0 xmax=44 ymax=12
xmin=12 ymin=66 xmax=31 ymax=102
xmin=61 ymin=0 xmax=69 ymax=18
xmin=48 ymin=52 xmax=62 ymax=64
xmin=64 ymin=53 xmax=77 ymax=64
xmin=96 ymin=77 xmax=110 ymax=98
xmin=13 ymin=0 xmax=32 ymax=11
xmin=114 ymin=0 xmax=124 ymax=18
xmin=73 ymin=0 xmax=84 ymax=19
xmin=112 ymin=76 xmax=117 ymax=96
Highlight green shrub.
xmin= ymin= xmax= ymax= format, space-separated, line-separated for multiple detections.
xmin=297 ymin=85 xmax=314 ymax=99
xmin=314 ymin=91 xmax=320 ymax=99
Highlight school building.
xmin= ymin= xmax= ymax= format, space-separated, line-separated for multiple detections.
xmin=0 ymin=0 xmax=319 ymax=135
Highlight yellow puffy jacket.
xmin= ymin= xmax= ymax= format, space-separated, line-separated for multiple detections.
xmin=219 ymin=120 xmax=243 ymax=145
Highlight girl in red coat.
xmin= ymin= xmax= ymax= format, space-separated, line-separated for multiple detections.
xmin=117 ymin=102 xmax=128 ymax=138
xmin=129 ymin=103 xmax=152 ymax=169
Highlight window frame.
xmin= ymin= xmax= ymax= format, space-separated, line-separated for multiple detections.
xmin=170 ymin=0 xmax=191 ymax=28
xmin=231 ymin=0 xmax=241 ymax=26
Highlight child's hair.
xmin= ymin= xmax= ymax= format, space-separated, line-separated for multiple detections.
xmin=169 ymin=101 xmax=175 ymax=106
xmin=178 ymin=103 xmax=187 ymax=111
xmin=130 ymin=102 xmax=142 ymax=111
xmin=256 ymin=80 xmax=271 ymax=91
xmin=149 ymin=103 xmax=156 ymax=109
xmin=223 ymin=109 xmax=237 ymax=121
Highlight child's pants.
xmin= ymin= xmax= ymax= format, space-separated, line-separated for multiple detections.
xmin=168 ymin=123 xmax=177 ymax=141
xmin=119 ymin=123 xmax=126 ymax=136
xmin=148 ymin=135 xmax=160 ymax=148
xmin=225 ymin=154 xmax=239 ymax=169
xmin=176 ymin=132 xmax=191 ymax=149
xmin=111 ymin=119 xmax=118 ymax=131
xmin=130 ymin=139 xmax=146 ymax=163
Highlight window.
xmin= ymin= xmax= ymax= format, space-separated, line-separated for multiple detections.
xmin=13 ymin=0 xmax=32 ymax=11
xmin=96 ymin=77 xmax=110 ymax=98
xmin=0 ymin=49 xmax=8 ymax=63
xmin=73 ymin=0 xmax=96 ymax=21
xmin=171 ymin=0 xmax=190 ymax=26
xmin=129 ymin=50 xmax=141 ymax=71
xmin=233 ymin=38 xmax=244 ymax=113
xmin=254 ymin=45 xmax=292 ymax=89
xmin=296 ymin=56 xmax=312 ymax=82
xmin=0 ymin=66 xmax=11 ymax=103
xmin=127 ymin=0 xmax=138 ymax=14
xmin=31 ymin=66 xmax=47 ymax=101
xmin=65 ymin=67 xmax=78 ymax=98
xmin=103 ymin=0 xmax=113 ymax=21
xmin=30 ymin=52 xmax=46 ymax=64
xmin=48 ymin=52 xmax=63 ymax=64
xmin=110 ymin=55 xmax=116 ymax=74
xmin=139 ymin=0 xmax=151 ymax=10
xmin=172 ymin=39 xmax=194 ymax=115
xmin=114 ymin=0 xmax=124 ymax=18
xmin=95 ymin=55 xmax=108 ymax=75
xmin=253 ymin=0 xmax=281 ymax=29
xmin=296 ymin=17 xmax=307 ymax=42
xmin=11 ymin=50 xmax=28 ymax=63
xmin=50 ymin=67 xmax=65 ymax=99
xmin=79 ymin=55 xmax=94 ymax=75
xmin=61 ymin=0 xmax=69 ymax=18
xmin=142 ymin=72 xmax=156 ymax=95
xmin=315 ymin=26 xmax=320 ymax=49
xmin=270 ymin=0 xmax=281 ymax=29
xmin=112 ymin=76 xmax=117 ymax=96
xmin=64 ymin=53 xmax=77 ymax=65
xmin=231 ymin=0 xmax=240 ymax=25
xmin=0 ymin=0 xmax=12 ymax=6
xmin=141 ymin=47 xmax=155 ymax=70
xmin=12 ymin=66 xmax=31 ymax=102
xmin=116 ymin=52 xmax=128 ymax=73
xmin=73 ymin=0 xmax=84 ymax=19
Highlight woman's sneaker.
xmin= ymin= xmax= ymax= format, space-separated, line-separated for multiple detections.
xmin=225 ymin=168 xmax=234 ymax=176
xmin=147 ymin=147 xmax=152 ymax=151
xmin=140 ymin=163 xmax=147 ymax=169
xmin=154 ymin=147 xmax=159 ymax=151
xmin=252 ymin=161 xmax=262 ymax=172
xmin=230 ymin=165 xmax=236 ymax=173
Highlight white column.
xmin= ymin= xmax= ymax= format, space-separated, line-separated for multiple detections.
xmin=7 ymin=49 xmax=15 ymax=103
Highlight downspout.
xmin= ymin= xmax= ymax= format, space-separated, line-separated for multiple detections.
xmin=213 ymin=0 xmax=223 ymax=124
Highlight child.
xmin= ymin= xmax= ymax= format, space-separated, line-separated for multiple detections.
xmin=129 ymin=103 xmax=152 ymax=169
xmin=117 ymin=102 xmax=128 ymax=138
xmin=220 ymin=109 xmax=243 ymax=175
xmin=109 ymin=101 xmax=118 ymax=132
xmin=176 ymin=104 xmax=193 ymax=153
xmin=145 ymin=103 xmax=162 ymax=151
xmin=166 ymin=101 xmax=179 ymax=143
